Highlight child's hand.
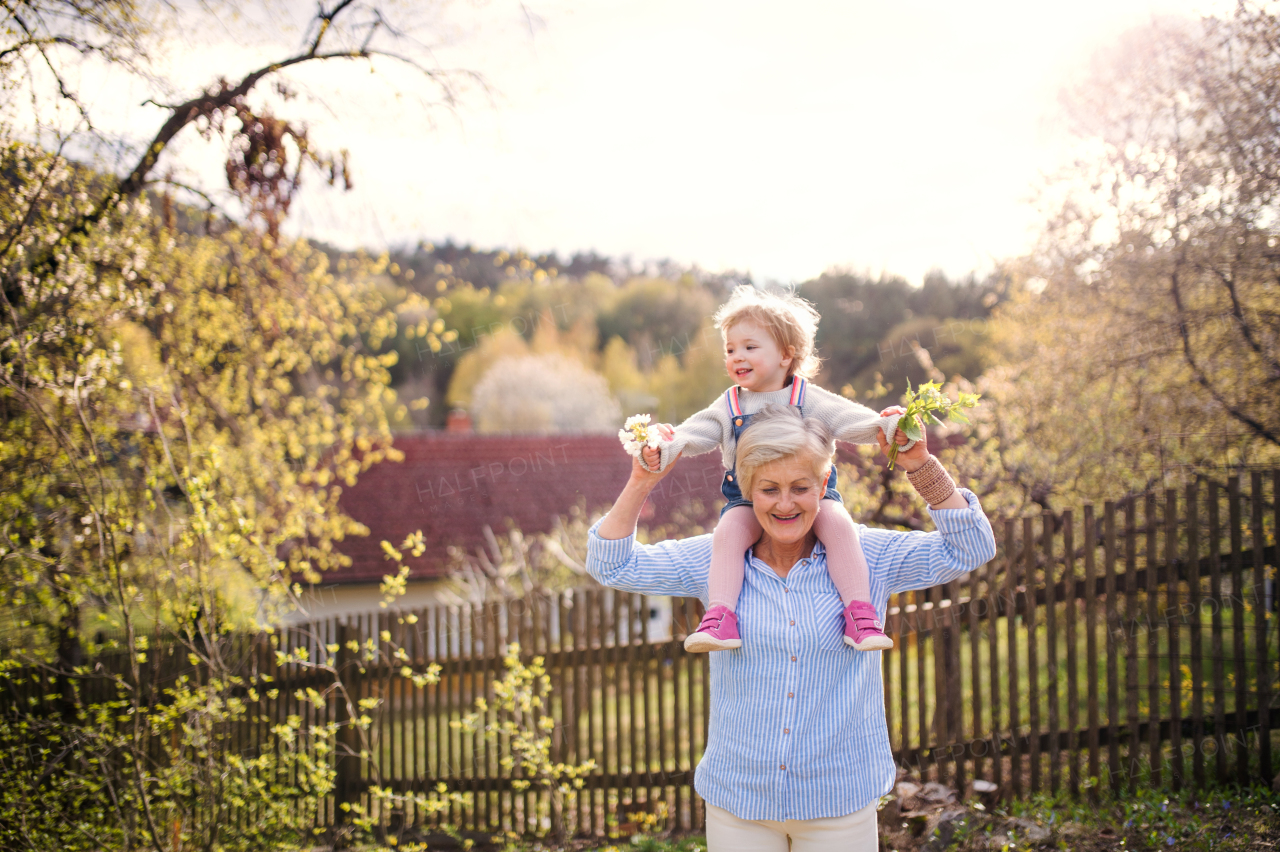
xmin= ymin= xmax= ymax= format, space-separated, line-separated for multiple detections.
xmin=879 ymin=406 xmax=910 ymax=445
xmin=875 ymin=411 xmax=928 ymax=470
xmin=639 ymin=423 xmax=675 ymax=471
xmin=629 ymin=449 xmax=681 ymax=486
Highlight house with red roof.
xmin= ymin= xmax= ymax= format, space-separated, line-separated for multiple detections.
xmin=286 ymin=422 xmax=725 ymax=621
xmin=286 ymin=415 xmax=944 ymax=623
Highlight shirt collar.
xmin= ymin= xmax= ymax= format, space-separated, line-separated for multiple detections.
xmin=746 ymin=538 xmax=826 ymax=580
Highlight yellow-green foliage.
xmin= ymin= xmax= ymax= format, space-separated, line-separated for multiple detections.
xmin=0 ymin=140 xmax=410 ymax=648
xmin=454 ymin=642 xmax=597 ymax=840
xmin=941 ymin=266 xmax=1280 ymax=519
xmin=0 ymin=138 xmax=424 ymax=849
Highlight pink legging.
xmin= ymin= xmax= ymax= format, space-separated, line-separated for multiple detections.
xmin=708 ymin=500 xmax=871 ymax=610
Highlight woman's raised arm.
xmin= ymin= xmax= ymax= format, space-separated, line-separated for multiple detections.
xmin=861 ymin=412 xmax=995 ymax=594
xmin=860 ymin=488 xmax=998 ymax=597
xmin=598 ymin=454 xmax=679 ymax=540
xmin=588 ymin=452 xmax=711 ymax=600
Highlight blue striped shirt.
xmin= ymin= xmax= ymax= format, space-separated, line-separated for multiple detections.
xmin=585 ymin=487 xmax=997 ymax=821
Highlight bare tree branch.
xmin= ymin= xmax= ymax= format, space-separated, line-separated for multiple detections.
xmin=1205 ymin=260 xmax=1280 ymax=379
xmin=1169 ymin=262 xmax=1280 ymax=446
xmin=8 ymin=0 xmax=483 ymax=303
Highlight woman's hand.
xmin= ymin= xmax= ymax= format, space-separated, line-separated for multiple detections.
xmin=876 ymin=406 xmax=929 ymax=472
xmin=878 ymin=405 xmax=967 ymax=507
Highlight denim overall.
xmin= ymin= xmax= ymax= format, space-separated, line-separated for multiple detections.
xmin=719 ymin=376 xmax=843 ymax=517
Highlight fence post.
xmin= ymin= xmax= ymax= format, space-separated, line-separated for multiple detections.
xmin=1104 ymin=502 xmax=1120 ymax=794
xmin=930 ymin=583 xmax=951 ymax=786
xmin=1085 ymin=505 xmax=1099 ymax=802
xmin=1254 ymin=471 xmax=1273 ymax=783
xmin=1208 ymin=481 xmax=1227 ymax=786
xmin=1228 ymin=476 xmax=1248 ymax=786
xmin=335 ymin=621 xmax=361 ymax=826
xmin=1165 ymin=489 xmax=1183 ymax=791
xmin=946 ymin=579 xmax=964 ymax=793
xmin=1006 ymin=519 xmax=1022 ymax=799
xmin=1188 ymin=480 xmax=1205 ymax=791
xmin=1024 ymin=516 xmax=1041 ymax=794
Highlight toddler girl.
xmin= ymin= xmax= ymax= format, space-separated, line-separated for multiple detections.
xmin=641 ymin=287 xmax=917 ymax=653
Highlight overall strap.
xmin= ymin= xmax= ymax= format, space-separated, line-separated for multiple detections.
xmin=788 ymin=376 xmax=807 ymax=408
xmin=725 ymin=385 xmax=744 ymax=418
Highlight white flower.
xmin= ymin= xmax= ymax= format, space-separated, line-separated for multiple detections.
xmin=617 ymin=413 xmax=664 ymax=459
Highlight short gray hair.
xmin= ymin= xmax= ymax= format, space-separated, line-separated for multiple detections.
xmin=734 ymin=404 xmax=837 ymax=496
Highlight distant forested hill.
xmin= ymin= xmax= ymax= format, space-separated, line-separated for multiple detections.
xmin=367 ymin=241 xmax=1007 ymax=430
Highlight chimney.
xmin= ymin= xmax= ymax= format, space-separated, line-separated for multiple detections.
xmin=446 ymin=409 xmax=473 ymax=433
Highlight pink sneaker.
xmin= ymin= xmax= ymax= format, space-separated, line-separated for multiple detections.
xmin=683 ymin=604 xmax=742 ymax=653
xmin=843 ymin=601 xmax=893 ymax=651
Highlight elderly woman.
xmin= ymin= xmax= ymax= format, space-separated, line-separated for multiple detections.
xmin=587 ymin=404 xmax=996 ymax=852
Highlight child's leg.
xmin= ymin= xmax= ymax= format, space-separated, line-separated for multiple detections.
xmin=814 ymin=498 xmax=871 ymax=606
xmin=708 ymin=505 xmax=763 ymax=611
xmin=818 ymin=499 xmax=892 ymax=651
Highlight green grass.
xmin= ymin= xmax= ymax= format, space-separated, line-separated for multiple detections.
xmin=963 ymin=785 xmax=1280 ymax=851
xmin=883 ymin=590 xmax=1278 ymax=756
xmin=348 ymin=784 xmax=1280 ymax=851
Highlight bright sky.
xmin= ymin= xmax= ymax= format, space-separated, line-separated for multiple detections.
xmin=66 ymin=0 xmax=1223 ymax=284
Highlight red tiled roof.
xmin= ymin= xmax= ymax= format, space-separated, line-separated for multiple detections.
xmin=328 ymin=433 xmax=726 ymax=583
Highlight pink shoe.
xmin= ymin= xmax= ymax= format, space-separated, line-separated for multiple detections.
xmin=683 ymin=604 xmax=742 ymax=653
xmin=843 ymin=601 xmax=893 ymax=651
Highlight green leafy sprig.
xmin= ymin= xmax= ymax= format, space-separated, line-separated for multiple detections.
xmin=887 ymin=379 xmax=981 ymax=470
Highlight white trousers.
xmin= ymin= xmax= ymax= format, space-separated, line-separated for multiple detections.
xmin=705 ymin=800 xmax=879 ymax=852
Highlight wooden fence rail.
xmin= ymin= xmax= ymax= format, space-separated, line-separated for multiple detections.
xmin=4 ymin=472 xmax=1278 ymax=838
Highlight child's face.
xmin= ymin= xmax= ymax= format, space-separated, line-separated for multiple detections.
xmin=723 ymin=319 xmax=794 ymax=393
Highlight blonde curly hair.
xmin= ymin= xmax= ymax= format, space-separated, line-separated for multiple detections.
xmin=712 ymin=286 xmax=822 ymax=380
xmin=734 ymin=404 xmax=835 ymax=496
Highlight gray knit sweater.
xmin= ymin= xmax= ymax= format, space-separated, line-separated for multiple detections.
xmin=657 ymin=381 xmax=918 ymax=472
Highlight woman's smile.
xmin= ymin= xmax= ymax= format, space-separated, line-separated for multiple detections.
xmin=749 ymin=454 xmax=829 ymax=551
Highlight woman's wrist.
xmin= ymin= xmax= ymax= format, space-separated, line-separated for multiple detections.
xmin=899 ymin=453 xmax=928 ymax=473
xmin=625 ymin=471 xmax=660 ymax=498
xmin=905 ymin=454 xmax=958 ymax=506
xmin=599 ymin=471 xmax=660 ymax=540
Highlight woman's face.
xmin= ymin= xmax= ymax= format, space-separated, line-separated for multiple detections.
xmin=748 ymin=453 xmax=829 ymax=547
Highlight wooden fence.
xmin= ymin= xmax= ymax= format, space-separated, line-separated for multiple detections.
xmin=6 ymin=472 xmax=1279 ymax=838
xmin=882 ymin=473 xmax=1278 ymax=804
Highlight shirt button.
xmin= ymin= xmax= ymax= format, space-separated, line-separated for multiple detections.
xmin=784 ymin=588 xmax=789 ymax=593
xmin=790 ymin=656 xmax=797 ymax=662
xmin=784 ymin=728 xmax=790 ymax=734
xmin=780 ymin=764 xmax=786 ymax=770
xmin=787 ymin=692 xmax=794 ymax=698
xmin=789 ymin=620 xmax=795 ymax=626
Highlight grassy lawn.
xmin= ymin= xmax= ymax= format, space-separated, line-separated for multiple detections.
xmin=343 ymin=782 xmax=1278 ymax=851
xmin=885 ymin=591 xmax=1277 ymax=753
xmin=925 ymin=785 xmax=1280 ymax=851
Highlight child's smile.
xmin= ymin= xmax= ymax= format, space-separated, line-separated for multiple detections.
xmin=723 ymin=319 xmax=793 ymax=393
